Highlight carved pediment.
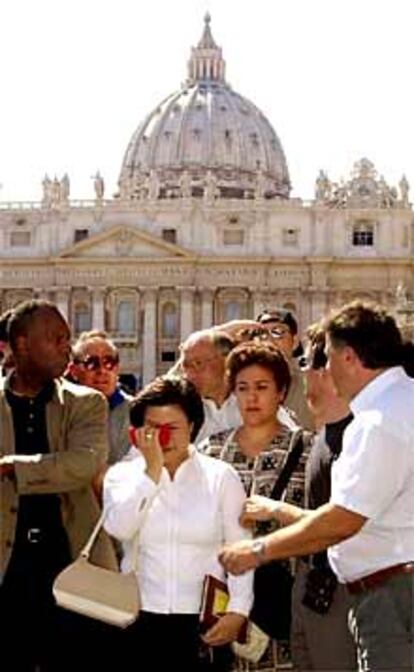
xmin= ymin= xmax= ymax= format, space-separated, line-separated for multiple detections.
xmin=58 ymin=225 xmax=193 ymax=259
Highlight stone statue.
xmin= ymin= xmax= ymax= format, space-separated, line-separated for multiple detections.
xmin=396 ymin=282 xmax=408 ymax=305
xmin=60 ymin=173 xmax=70 ymax=203
xmin=315 ymin=169 xmax=331 ymax=201
xmin=399 ymin=175 xmax=410 ymax=206
xmin=379 ymin=176 xmax=395 ymax=208
xmin=254 ymin=167 xmax=266 ymax=200
xmin=204 ymin=170 xmax=219 ymax=203
xmin=51 ymin=177 xmax=61 ymax=207
xmin=41 ymin=174 xmax=52 ymax=207
xmin=179 ymin=170 xmax=192 ymax=198
xmin=93 ymin=171 xmax=105 ymax=200
xmin=330 ymin=179 xmax=347 ymax=207
xmin=145 ymin=169 xmax=160 ymax=200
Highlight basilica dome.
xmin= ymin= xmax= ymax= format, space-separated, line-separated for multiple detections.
xmin=119 ymin=15 xmax=291 ymax=201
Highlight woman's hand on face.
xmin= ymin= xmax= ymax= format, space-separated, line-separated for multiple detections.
xmin=136 ymin=426 xmax=164 ymax=483
xmin=239 ymin=494 xmax=280 ymax=527
xmin=201 ymin=613 xmax=246 ymax=647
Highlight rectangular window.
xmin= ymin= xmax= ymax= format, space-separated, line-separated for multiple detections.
xmin=223 ymin=229 xmax=245 ymax=246
xmin=162 ymin=228 xmax=177 ymax=244
xmin=352 ymin=222 xmax=374 ymax=246
xmin=282 ymin=228 xmax=298 ymax=246
xmin=10 ymin=231 xmax=31 ymax=247
xmin=74 ymin=229 xmax=89 ymax=243
xmin=161 ymin=351 xmax=176 ymax=362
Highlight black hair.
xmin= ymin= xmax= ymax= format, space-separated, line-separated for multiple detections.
xmin=8 ymin=300 xmax=63 ymax=351
xmin=323 ymin=300 xmax=403 ymax=369
xmin=0 ymin=308 xmax=14 ymax=342
xmin=130 ymin=375 xmax=205 ymax=442
xmin=256 ymin=307 xmax=298 ymax=336
xmin=226 ymin=340 xmax=291 ymax=400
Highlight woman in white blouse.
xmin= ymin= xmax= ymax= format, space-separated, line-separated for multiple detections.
xmin=104 ymin=375 xmax=253 ymax=670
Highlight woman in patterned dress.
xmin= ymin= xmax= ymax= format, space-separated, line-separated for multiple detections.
xmin=201 ymin=340 xmax=310 ymax=671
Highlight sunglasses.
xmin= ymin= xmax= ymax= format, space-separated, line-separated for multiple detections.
xmin=74 ymin=354 xmax=119 ymax=372
xmin=240 ymin=327 xmax=290 ymax=341
xmin=298 ymin=348 xmax=327 ymax=371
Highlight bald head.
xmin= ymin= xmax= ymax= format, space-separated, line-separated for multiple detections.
xmin=180 ymin=329 xmax=234 ymax=403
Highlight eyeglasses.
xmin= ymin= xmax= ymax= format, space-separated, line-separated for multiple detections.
xmin=181 ymin=355 xmax=218 ymax=372
xmin=74 ymin=354 xmax=119 ymax=372
xmin=240 ymin=327 xmax=290 ymax=341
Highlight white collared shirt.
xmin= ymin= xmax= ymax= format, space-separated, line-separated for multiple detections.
xmin=194 ymin=394 xmax=242 ymax=445
xmin=103 ymin=446 xmax=253 ymax=616
xmin=329 ymin=367 xmax=414 ymax=582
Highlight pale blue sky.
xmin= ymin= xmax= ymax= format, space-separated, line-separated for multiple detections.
xmin=1 ymin=0 xmax=413 ymax=201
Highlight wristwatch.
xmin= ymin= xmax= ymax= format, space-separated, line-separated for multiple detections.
xmin=251 ymin=538 xmax=267 ymax=565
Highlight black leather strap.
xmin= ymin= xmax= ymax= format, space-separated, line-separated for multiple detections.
xmin=269 ymin=430 xmax=304 ymax=500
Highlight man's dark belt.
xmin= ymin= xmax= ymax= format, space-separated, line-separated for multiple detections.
xmin=346 ymin=562 xmax=414 ymax=595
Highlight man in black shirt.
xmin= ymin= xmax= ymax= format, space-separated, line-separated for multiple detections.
xmin=289 ymin=325 xmax=356 ymax=670
xmin=0 ymin=300 xmax=117 ymax=671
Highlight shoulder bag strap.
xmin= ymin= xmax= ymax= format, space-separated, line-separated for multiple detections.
xmin=269 ymin=429 xmax=305 ymax=501
xmin=80 ymin=499 xmax=152 ymax=574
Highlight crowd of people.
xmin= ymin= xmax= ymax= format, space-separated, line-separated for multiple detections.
xmin=0 ymin=298 xmax=413 ymax=671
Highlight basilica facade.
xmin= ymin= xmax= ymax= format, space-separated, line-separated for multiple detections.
xmin=1 ymin=15 xmax=413 ymax=386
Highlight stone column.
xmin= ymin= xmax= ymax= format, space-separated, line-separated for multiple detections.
xmin=55 ymin=288 xmax=70 ymax=321
xmin=142 ymin=288 xmax=157 ymax=385
xmin=179 ymin=287 xmax=194 ymax=341
xmin=310 ymin=291 xmax=327 ymax=323
xmin=92 ymin=288 xmax=105 ymax=330
xmin=201 ymin=288 xmax=214 ymax=329
xmin=252 ymin=291 xmax=266 ymax=320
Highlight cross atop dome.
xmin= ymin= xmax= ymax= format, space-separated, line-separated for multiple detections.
xmin=187 ymin=13 xmax=226 ymax=83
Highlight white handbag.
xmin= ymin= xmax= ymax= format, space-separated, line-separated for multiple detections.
xmin=232 ymin=621 xmax=270 ymax=663
xmin=53 ymin=511 xmax=141 ymax=629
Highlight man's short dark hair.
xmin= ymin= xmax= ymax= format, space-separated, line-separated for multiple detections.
xmin=323 ymin=300 xmax=403 ymax=369
xmin=257 ymin=308 xmax=298 ymax=336
xmin=130 ymin=375 xmax=204 ymax=442
xmin=8 ymin=300 xmax=63 ymax=351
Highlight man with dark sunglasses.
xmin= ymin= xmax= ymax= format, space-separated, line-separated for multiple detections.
xmin=69 ymin=330 xmax=133 ymax=465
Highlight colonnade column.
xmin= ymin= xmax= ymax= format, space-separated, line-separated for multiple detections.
xmin=179 ymin=287 xmax=194 ymax=341
xmin=55 ymin=287 xmax=70 ymax=321
xmin=252 ymin=290 xmax=266 ymax=320
xmin=310 ymin=291 xmax=327 ymax=323
xmin=201 ymin=288 xmax=214 ymax=329
xmin=92 ymin=288 xmax=105 ymax=330
xmin=142 ymin=288 xmax=157 ymax=385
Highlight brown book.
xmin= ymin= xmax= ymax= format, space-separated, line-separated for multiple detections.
xmin=199 ymin=575 xmax=229 ymax=631
xmin=199 ymin=574 xmax=247 ymax=642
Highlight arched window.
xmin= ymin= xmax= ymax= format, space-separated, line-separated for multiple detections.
xmin=74 ymin=302 xmax=91 ymax=333
xmin=117 ymin=300 xmax=135 ymax=334
xmin=162 ymin=302 xmax=178 ymax=338
xmin=224 ymin=301 xmax=242 ymax=322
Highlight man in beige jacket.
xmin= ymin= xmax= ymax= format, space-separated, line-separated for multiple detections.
xmin=0 ymin=299 xmax=117 ymax=671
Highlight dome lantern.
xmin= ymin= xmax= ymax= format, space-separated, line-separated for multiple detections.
xmin=187 ymin=13 xmax=226 ymax=83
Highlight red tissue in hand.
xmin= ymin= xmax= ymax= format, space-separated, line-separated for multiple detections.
xmin=129 ymin=426 xmax=137 ymax=446
xmin=158 ymin=424 xmax=171 ymax=448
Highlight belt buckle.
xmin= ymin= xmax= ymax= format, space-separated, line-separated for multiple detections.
xmin=27 ymin=528 xmax=41 ymax=544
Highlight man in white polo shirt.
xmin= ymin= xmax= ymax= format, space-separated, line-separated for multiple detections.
xmin=219 ymin=301 xmax=414 ymax=671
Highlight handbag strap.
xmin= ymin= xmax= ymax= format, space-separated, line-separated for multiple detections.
xmin=269 ymin=428 xmax=305 ymax=501
xmin=80 ymin=502 xmax=151 ymax=574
